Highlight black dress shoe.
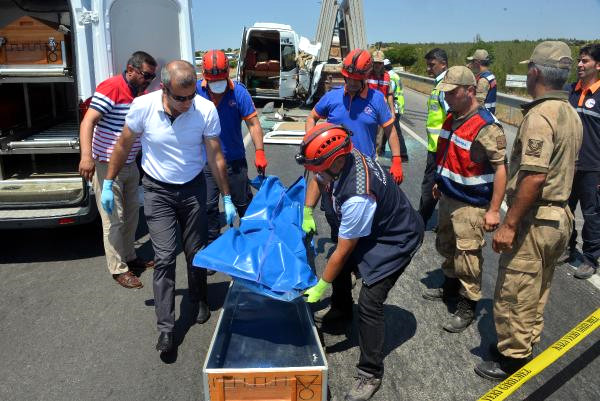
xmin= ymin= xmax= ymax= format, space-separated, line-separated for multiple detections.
xmin=156 ymin=332 xmax=173 ymax=353
xmin=474 ymin=356 xmax=529 ymax=381
xmin=195 ymin=302 xmax=211 ymax=324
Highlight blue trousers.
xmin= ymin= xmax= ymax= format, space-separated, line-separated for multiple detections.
xmin=568 ymin=170 xmax=600 ymax=267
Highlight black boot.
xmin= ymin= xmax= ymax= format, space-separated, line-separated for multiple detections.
xmin=474 ymin=355 xmax=529 ymax=381
xmin=442 ymin=296 xmax=476 ymax=333
xmin=192 ymin=301 xmax=211 ymax=324
xmin=314 ymin=305 xmax=353 ymax=324
xmin=156 ymin=332 xmax=173 ymax=353
xmin=423 ymin=277 xmax=460 ymax=301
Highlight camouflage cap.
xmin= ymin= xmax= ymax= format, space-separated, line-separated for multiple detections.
xmin=519 ymin=41 xmax=573 ymax=69
xmin=372 ymin=50 xmax=385 ymax=63
xmin=466 ymin=49 xmax=489 ymax=61
xmin=436 ymin=65 xmax=476 ymax=92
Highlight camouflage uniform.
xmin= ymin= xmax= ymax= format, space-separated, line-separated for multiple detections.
xmin=495 ymin=91 xmax=582 ymax=358
xmin=437 ymin=117 xmax=506 ymax=301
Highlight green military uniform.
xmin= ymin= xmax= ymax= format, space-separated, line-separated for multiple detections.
xmin=495 ymin=91 xmax=583 ymax=358
xmin=475 ymin=78 xmax=491 ymax=107
xmin=437 ymin=117 xmax=506 ymax=301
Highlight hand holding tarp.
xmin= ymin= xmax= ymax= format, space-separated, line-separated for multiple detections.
xmin=303 ymin=278 xmax=330 ymax=303
xmin=255 ymin=149 xmax=268 ymax=175
xmin=302 ymin=206 xmax=317 ymax=234
xmin=223 ymin=194 xmax=237 ymax=226
xmin=101 ymin=179 xmax=114 ymax=214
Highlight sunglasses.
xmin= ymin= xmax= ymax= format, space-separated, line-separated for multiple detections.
xmin=165 ymin=87 xmax=196 ymax=102
xmin=134 ymin=68 xmax=156 ymax=81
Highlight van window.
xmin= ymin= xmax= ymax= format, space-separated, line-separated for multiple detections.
xmin=281 ymin=44 xmax=296 ymax=72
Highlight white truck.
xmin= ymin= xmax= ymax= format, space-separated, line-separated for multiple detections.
xmin=0 ymin=0 xmax=195 ymax=228
xmin=236 ymin=22 xmax=316 ymax=101
xmin=236 ymin=0 xmax=366 ymax=103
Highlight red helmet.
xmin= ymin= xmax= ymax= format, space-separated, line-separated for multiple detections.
xmin=295 ymin=123 xmax=353 ymax=173
xmin=203 ymin=49 xmax=229 ymax=81
xmin=341 ymin=49 xmax=373 ymax=80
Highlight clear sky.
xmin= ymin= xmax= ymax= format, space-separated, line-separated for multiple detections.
xmin=191 ymin=0 xmax=600 ymax=51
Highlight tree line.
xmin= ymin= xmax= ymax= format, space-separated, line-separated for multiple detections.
xmin=372 ymin=39 xmax=597 ymax=93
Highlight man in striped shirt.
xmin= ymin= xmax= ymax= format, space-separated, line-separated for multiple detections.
xmin=79 ymin=51 xmax=157 ymax=289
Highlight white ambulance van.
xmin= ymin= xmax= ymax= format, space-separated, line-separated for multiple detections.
xmin=0 ymin=0 xmax=194 ymax=228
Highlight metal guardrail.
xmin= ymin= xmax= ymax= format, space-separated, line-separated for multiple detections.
xmin=396 ymin=70 xmax=530 ymax=109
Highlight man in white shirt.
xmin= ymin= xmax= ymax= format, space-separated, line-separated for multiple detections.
xmin=102 ymin=60 xmax=235 ymax=353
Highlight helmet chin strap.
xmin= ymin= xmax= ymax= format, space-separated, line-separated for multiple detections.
xmin=345 ymin=79 xmax=365 ymax=96
xmin=324 ymin=153 xmax=349 ymax=180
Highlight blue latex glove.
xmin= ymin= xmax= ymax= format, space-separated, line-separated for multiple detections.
xmin=223 ymin=194 xmax=237 ymax=226
xmin=101 ymin=179 xmax=115 ymax=214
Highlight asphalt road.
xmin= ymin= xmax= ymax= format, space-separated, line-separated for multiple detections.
xmin=0 ymin=89 xmax=598 ymax=401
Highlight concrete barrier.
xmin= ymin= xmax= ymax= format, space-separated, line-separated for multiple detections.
xmin=396 ymin=70 xmax=530 ymax=127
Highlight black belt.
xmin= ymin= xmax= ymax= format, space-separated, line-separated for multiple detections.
xmin=143 ymin=170 xmax=204 ymax=188
xmin=533 ymin=200 xmax=568 ymax=208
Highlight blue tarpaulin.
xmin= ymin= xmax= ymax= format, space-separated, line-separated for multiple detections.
xmin=192 ymin=176 xmax=317 ymax=301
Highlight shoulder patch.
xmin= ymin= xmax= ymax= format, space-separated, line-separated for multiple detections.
xmin=496 ymin=135 xmax=506 ymax=150
xmin=525 ymin=138 xmax=543 ymax=158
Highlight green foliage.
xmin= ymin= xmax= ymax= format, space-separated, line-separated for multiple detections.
xmin=229 ymin=59 xmax=238 ymax=69
xmin=386 ymin=39 xmax=592 ymax=94
xmin=386 ymin=45 xmax=418 ymax=67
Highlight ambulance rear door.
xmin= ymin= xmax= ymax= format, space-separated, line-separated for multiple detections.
xmin=90 ymin=0 xmax=194 ymax=88
xmin=278 ymin=30 xmax=297 ymax=98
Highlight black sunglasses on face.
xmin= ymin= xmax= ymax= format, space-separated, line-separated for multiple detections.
xmin=134 ymin=68 xmax=156 ymax=81
xmin=165 ymin=87 xmax=196 ymax=102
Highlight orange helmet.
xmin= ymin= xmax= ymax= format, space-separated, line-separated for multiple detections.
xmin=203 ymin=49 xmax=229 ymax=81
xmin=295 ymin=123 xmax=353 ymax=173
xmin=341 ymin=49 xmax=373 ymax=80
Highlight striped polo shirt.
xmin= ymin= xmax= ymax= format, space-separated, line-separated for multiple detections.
xmin=366 ymin=71 xmax=391 ymax=97
xmin=89 ymin=74 xmax=141 ymax=163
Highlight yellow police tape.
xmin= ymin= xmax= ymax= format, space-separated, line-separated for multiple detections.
xmin=478 ymin=307 xmax=600 ymax=401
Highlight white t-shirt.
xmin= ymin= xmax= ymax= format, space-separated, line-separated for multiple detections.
xmin=337 ymin=194 xmax=377 ymax=240
xmin=125 ymin=90 xmax=221 ymax=184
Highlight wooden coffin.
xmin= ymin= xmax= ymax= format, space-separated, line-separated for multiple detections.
xmin=203 ymin=282 xmax=328 ymax=401
xmin=0 ymin=16 xmax=68 ymax=66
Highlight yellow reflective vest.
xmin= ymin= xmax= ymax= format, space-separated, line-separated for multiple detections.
xmin=426 ymin=70 xmax=449 ymax=152
xmin=388 ymin=70 xmax=405 ymax=115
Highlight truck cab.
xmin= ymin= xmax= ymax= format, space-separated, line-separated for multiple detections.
xmin=0 ymin=0 xmax=194 ymax=229
xmin=236 ymin=23 xmax=313 ymax=101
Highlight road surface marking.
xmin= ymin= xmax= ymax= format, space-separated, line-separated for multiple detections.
xmin=478 ymin=308 xmax=600 ymax=401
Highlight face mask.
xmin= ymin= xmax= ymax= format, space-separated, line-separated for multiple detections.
xmin=208 ymin=80 xmax=227 ymax=94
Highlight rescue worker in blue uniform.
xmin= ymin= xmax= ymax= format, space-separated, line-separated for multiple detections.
xmin=467 ymin=49 xmax=497 ymax=114
xmin=196 ymin=50 xmax=268 ymax=275
xmin=304 ymin=48 xmax=404 ymax=242
xmin=298 ymin=123 xmax=423 ymax=401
